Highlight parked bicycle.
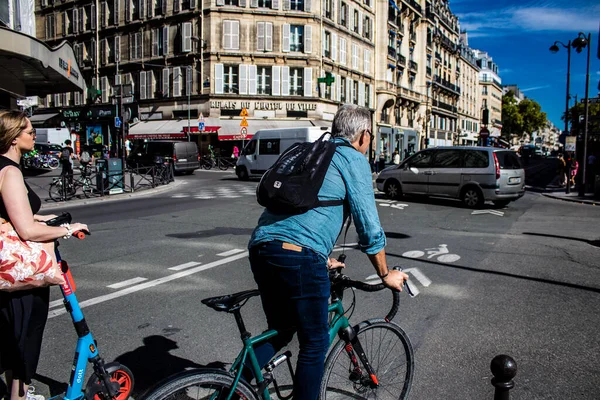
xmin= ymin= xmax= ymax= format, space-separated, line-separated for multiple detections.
xmin=48 ymin=170 xmax=96 ymax=201
xmin=46 ymin=213 xmax=134 ymax=400
xmin=217 ymin=156 xmax=238 ymax=171
xmin=141 ymin=255 xmax=416 ymax=400
xmin=200 ymin=156 xmax=216 ymax=170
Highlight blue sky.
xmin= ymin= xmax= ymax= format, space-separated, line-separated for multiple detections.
xmin=450 ymin=0 xmax=599 ymax=130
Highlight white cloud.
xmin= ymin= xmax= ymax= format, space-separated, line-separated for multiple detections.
xmin=521 ymin=85 xmax=552 ymax=92
xmin=457 ymin=3 xmax=600 ymax=37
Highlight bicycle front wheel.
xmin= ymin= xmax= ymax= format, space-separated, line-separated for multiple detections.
xmin=142 ymin=369 xmax=258 ymax=400
xmin=218 ymin=160 xmax=229 ymax=171
xmin=320 ymin=320 xmax=414 ymax=400
xmin=48 ymin=181 xmax=71 ymax=201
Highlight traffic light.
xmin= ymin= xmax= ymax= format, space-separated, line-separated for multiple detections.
xmin=424 ymin=138 xmax=430 ymax=145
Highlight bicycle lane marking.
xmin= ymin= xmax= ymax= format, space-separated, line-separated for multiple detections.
xmin=47 ymin=251 xmax=249 ymax=319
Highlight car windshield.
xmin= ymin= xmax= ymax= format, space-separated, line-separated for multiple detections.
xmin=495 ymin=151 xmax=522 ymax=170
xmin=49 ymin=145 xmax=62 ymax=151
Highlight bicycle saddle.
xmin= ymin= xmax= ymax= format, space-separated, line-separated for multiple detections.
xmin=201 ymin=289 xmax=260 ymax=313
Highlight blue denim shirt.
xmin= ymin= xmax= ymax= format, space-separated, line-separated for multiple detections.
xmin=249 ymin=138 xmax=386 ymax=260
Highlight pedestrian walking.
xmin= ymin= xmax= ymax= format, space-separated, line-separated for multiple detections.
xmin=393 ymin=150 xmax=400 ymax=165
xmin=554 ymin=153 xmax=567 ymax=187
xmin=570 ymin=159 xmax=578 ymax=186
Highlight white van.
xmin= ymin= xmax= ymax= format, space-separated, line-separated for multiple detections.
xmin=235 ymin=127 xmax=329 ymax=180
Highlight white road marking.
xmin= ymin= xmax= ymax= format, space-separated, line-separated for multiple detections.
xmin=48 ymin=251 xmax=249 ymax=319
xmin=216 ymin=249 xmax=246 ymax=257
xmin=375 ymin=199 xmax=394 ymax=203
xmin=472 ymin=210 xmax=504 ymax=216
xmin=49 ymin=299 xmax=63 ymax=309
xmin=403 ymin=268 xmax=432 ymax=287
xmin=168 ymin=261 xmax=202 ymax=271
xmin=332 ymin=243 xmax=359 ymax=251
xmin=107 ymin=277 xmax=148 ymax=289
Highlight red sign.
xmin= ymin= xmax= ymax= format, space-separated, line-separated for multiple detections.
xmin=479 ymin=127 xmax=490 ymax=137
xmin=218 ymin=134 xmax=254 ymax=141
xmin=182 ymin=126 xmax=220 ymax=133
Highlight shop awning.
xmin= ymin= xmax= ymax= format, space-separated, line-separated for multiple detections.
xmin=215 ymin=119 xmax=324 ymax=141
xmin=29 ymin=112 xmax=59 ymax=125
xmin=0 ymin=27 xmax=84 ymax=97
xmin=128 ymin=120 xmax=191 ymax=139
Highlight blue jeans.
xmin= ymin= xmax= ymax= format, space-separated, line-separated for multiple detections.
xmin=249 ymin=241 xmax=330 ymax=400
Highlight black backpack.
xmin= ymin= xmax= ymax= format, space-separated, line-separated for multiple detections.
xmin=257 ymin=133 xmax=352 ymax=214
xmin=60 ymin=147 xmax=71 ymax=162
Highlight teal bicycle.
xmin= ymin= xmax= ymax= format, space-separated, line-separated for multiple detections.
xmin=141 ymin=257 xmax=415 ymax=400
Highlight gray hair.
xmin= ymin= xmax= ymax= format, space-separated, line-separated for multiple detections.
xmin=331 ymin=104 xmax=371 ymax=142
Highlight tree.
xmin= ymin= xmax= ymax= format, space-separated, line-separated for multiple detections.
xmin=564 ymin=101 xmax=600 ymax=136
xmin=501 ymin=91 xmax=523 ymax=139
xmin=519 ymin=99 xmax=547 ymax=137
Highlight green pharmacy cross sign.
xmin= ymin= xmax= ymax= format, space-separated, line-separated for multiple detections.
xmin=317 ymin=72 xmax=335 ymax=87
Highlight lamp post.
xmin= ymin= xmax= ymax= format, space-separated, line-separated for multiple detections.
xmin=571 ymin=33 xmax=592 ymax=196
xmin=549 ymin=40 xmax=572 ymax=193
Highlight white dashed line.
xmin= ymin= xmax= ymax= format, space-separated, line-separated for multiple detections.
xmin=216 ymin=248 xmax=246 ymax=257
xmin=107 ymin=277 xmax=148 ymax=289
xmin=168 ymin=261 xmax=202 ymax=271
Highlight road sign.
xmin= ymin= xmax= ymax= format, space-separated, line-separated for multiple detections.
xmin=198 ymin=113 xmax=205 ymax=122
xmin=114 ymin=117 xmax=122 ymax=128
xmin=199 ymin=121 xmax=205 ymax=131
xmin=240 ymin=127 xmax=248 ymax=138
xmin=565 ymin=136 xmax=576 ymax=152
xmin=240 ymin=108 xmax=249 ymax=117
xmin=240 ymin=117 xmax=248 ymax=127
xmin=317 ymin=72 xmax=335 ymax=86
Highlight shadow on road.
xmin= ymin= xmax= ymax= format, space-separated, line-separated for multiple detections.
xmin=167 ymin=227 xmax=254 ymax=239
xmin=385 ymin=232 xmax=412 ymax=239
xmin=32 ymin=373 xmax=68 ymax=397
xmin=523 ymin=232 xmax=600 ymax=249
xmin=386 ymin=251 xmax=600 ymax=294
xmin=374 ymin=193 xmax=507 ymax=210
xmin=114 ymin=335 xmax=226 ymax=398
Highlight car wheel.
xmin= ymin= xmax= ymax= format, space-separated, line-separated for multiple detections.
xmin=462 ymin=187 xmax=484 ymax=208
xmin=237 ymin=166 xmax=249 ymax=181
xmin=493 ymin=200 xmax=510 ymax=208
xmin=384 ymin=180 xmax=402 ymax=199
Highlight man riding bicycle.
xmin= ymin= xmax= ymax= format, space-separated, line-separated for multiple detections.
xmin=247 ymin=105 xmax=409 ymax=400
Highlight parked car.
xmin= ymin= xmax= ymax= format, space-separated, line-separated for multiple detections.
xmin=127 ymin=141 xmax=199 ymax=174
xmin=375 ymin=146 xmax=525 ymax=208
xmin=35 ymin=143 xmax=62 ymax=157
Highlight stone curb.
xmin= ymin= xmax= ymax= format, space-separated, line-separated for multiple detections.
xmin=541 ymin=193 xmax=600 ymax=206
xmin=40 ymin=179 xmax=185 ymax=210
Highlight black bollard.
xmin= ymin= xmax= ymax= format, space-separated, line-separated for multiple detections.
xmin=490 ymin=355 xmax=517 ymax=400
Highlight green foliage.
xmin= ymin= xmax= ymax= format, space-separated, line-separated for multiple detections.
xmin=564 ymin=101 xmax=600 ymax=135
xmin=501 ymin=91 xmax=547 ymax=139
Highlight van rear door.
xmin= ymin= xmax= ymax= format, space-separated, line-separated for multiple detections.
xmin=256 ymin=136 xmax=281 ymax=174
xmin=495 ymin=150 xmax=524 ymax=193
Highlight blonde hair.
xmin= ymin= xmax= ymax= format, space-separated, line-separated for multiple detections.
xmin=0 ymin=110 xmax=29 ymax=154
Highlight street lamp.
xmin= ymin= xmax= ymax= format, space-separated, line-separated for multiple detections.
xmin=571 ymin=32 xmax=592 ymax=196
xmin=549 ymin=39 xmax=572 ymax=193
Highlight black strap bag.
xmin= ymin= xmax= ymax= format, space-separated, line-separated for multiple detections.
xmin=257 ymin=133 xmax=351 ymax=214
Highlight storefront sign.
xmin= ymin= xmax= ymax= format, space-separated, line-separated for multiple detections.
xmin=62 ymin=109 xmax=82 ymax=119
xmin=58 ymin=58 xmax=79 ymax=80
xmin=210 ymin=101 xmax=317 ymax=112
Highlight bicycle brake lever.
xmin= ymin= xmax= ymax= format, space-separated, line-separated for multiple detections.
xmin=394 ymin=267 xmax=419 ymax=297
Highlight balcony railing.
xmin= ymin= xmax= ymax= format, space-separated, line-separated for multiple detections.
xmin=440 ymin=35 xmax=456 ymax=52
xmin=398 ymin=54 xmax=406 ymax=66
xmin=409 ymin=60 xmax=418 ymax=71
xmin=433 ymin=74 xmax=461 ymax=94
xmin=409 ymin=32 xmax=417 ymax=42
xmin=405 ymin=0 xmax=422 ymax=14
xmin=398 ymin=86 xmax=422 ymax=102
xmin=426 ymin=66 xmax=432 ymax=76
xmin=435 ymin=52 xmax=442 ymax=61
xmin=432 ymin=99 xmax=458 ymax=113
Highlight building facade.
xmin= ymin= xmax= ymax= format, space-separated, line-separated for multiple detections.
xmin=473 ymin=49 xmax=502 ymax=140
xmin=457 ymin=31 xmax=480 ymax=146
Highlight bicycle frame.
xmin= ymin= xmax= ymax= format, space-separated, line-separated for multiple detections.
xmin=224 ymin=298 xmax=351 ymax=400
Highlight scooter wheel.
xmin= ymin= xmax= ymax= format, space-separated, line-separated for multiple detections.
xmin=91 ymin=365 xmax=134 ymax=400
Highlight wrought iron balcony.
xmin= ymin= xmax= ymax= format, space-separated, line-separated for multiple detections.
xmin=388 ymin=46 xmax=397 ymax=58
xmin=409 ymin=60 xmax=418 ymax=72
xmin=405 ymin=0 xmax=422 ymax=14
xmin=426 ymin=66 xmax=432 ymax=76
xmin=433 ymin=75 xmax=461 ymax=94
xmin=398 ymin=54 xmax=406 ymax=66
xmin=432 ymin=99 xmax=458 ymax=113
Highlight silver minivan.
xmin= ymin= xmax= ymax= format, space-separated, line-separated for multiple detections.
xmin=376 ymin=146 xmax=525 ymax=208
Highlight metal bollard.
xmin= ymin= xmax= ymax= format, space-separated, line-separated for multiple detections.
xmin=130 ymin=171 xmax=135 ymax=192
xmin=491 ymin=354 xmax=517 ymax=400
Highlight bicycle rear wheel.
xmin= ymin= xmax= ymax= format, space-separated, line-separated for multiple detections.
xmin=142 ymin=369 xmax=258 ymax=400
xmin=48 ymin=181 xmax=73 ymax=201
xmin=320 ymin=320 xmax=414 ymax=400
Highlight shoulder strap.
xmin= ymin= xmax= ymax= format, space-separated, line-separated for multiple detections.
xmin=315 ymin=140 xmax=354 ymax=208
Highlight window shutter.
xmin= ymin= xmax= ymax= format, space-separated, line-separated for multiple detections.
xmin=282 ymin=24 xmax=290 ymax=52
xmin=73 ymin=8 xmax=79 ymax=33
xmin=352 ymin=43 xmax=358 ymax=69
xmin=139 ymin=0 xmax=145 ymax=19
xmin=369 ymin=84 xmax=373 ymax=108
xmin=173 ymin=67 xmax=181 ymax=97
xmin=162 ymin=68 xmax=170 ymax=97
xmin=182 ymin=22 xmax=192 ymax=52
xmin=223 ymin=21 xmax=231 ymax=49
xmin=271 ymin=0 xmax=279 ymax=9
xmin=358 ymin=81 xmax=365 ymax=106
xmin=265 ymin=23 xmax=273 ymax=51
xmin=62 ymin=11 xmax=67 ymax=35
xmin=162 ymin=26 xmax=169 ymax=55
xmin=256 ymin=22 xmax=264 ymax=52
xmin=147 ymin=71 xmax=154 ymax=98
xmin=113 ymin=0 xmax=119 ymax=25
xmin=304 ymin=68 xmax=312 ymax=97
xmin=101 ymin=2 xmax=107 ymax=27
xmin=282 ymin=0 xmax=290 ymax=11
xmin=101 ymin=76 xmax=109 ymax=103
xmin=346 ymin=77 xmax=351 ymax=102
xmin=151 ymin=29 xmax=158 ymax=56
xmin=239 ymin=64 xmax=248 ymax=95
xmin=147 ymin=0 xmax=153 ymax=17
xmin=216 ymin=0 xmax=224 ymax=5
xmin=140 ymin=71 xmax=147 ymax=99
xmin=331 ymin=32 xmax=337 ymax=61
xmin=348 ymin=6 xmax=353 ymax=31
xmin=232 ymin=21 xmax=239 ymax=49
xmin=239 ymin=0 xmax=246 ymax=7
xmin=190 ymin=0 xmax=196 ymax=8
xmin=358 ymin=10 xmax=362 ymax=35
xmin=319 ymin=70 xmax=325 ymax=98
xmin=100 ymin=39 xmax=106 ymax=65
xmin=272 ymin=66 xmax=280 ymax=96
xmin=250 ymin=0 xmax=257 ymax=7
xmin=215 ymin=64 xmax=224 ymax=94
xmin=114 ymin=35 xmax=120 ymax=62
xmin=336 ymin=73 xmax=341 ymax=101
xmin=281 ymin=66 xmax=289 ymax=96
xmin=137 ymin=32 xmax=143 ymax=59
xmin=91 ymin=4 xmax=96 ymax=29
xmin=91 ymin=39 xmax=96 ymax=64
xmin=186 ymin=66 xmax=192 ymax=96
xmin=364 ymin=49 xmax=370 ymax=75
xmin=162 ymin=0 xmax=167 ymax=14
xmin=304 ymin=0 xmax=311 ymax=12
xmin=331 ymin=0 xmax=335 ymax=21
xmin=125 ymin=0 xmax=130 ymax=22
xmin=304 ymin=25 xmax=312 ymax=53
xmin=339 ymin=37 xmax=346 ymax=65
xmin=174 ymin=0 xmax=180 ymax=12
xmin=248 ymin=65 xmax=257 ymax=95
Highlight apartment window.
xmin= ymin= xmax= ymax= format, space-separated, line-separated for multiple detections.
xmin=181 ymin=22 xmax=192 ymax=53
xmin=340 ymin=77 xmax=346 ymax=102
xmin=289 ymin=67 xmax=303 ymax=96
xmin=129 ymin=32 xmax=143 ymax=60
xmin=222 ymin=65 xmax=239 ymax=94
xmin=340 ymin=2 xmax=347 ymax=26
xmin=218 ymin=0 xmax=239 ymax=5
xmin=256 ymin=22 xmax=273 ymax=52
xmin=84 ymin=5 xmax=93 ymax=30
xmin=339 ymin=37 xmax=346 ymax=65
xmin=351 ymin=43 xmax=358 ymax=69
xmin=352 ymin=80 xmax=358 ymax=104
xmin=363 ymin=16 xmax=371 ymax=40
xmin=223 ymin=20 xmax=240 ymax=50
xmin=289 ymin=25 xmax=304 ymax=52
xmin=323 ymin=31 xmax=331 ymax=58
xmin=324 ymin=0 xmax=332 ymax=19
xmin=110 ymin=0 xmax=119 ymax=25
xmin=289 ymin=0 xmax=304 ymax=11
xmin=482 ymin=86 xmax=488 ymax=95
xmin=257 ymin=0 xmax=272 ymax=7
xmin=257 ymin=66 xmax=271 ymax=95
xmin=353 ymin=10 xmax=359 ymax=33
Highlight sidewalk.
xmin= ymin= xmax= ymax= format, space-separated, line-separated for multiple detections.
xmin=527 ymin=185 xmax=600 ymax=206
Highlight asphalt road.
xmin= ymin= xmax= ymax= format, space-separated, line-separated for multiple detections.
xmin=15 ymin=169 xmax=600 ymax=399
